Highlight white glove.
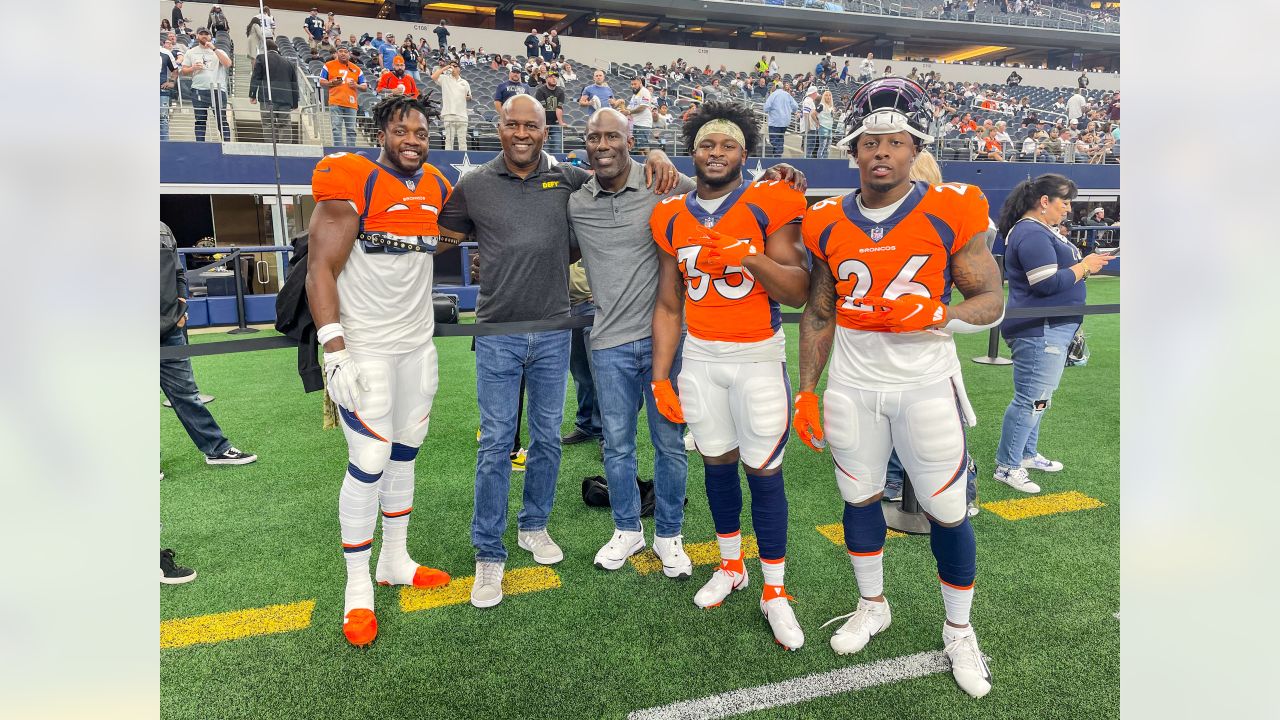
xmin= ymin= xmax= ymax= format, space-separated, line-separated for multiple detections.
xmin=323 ymin=348 xmax=369 ymax=411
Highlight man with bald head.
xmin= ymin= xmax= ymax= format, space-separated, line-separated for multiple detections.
xmin=438 ymin=96 xmax=682 ymax=608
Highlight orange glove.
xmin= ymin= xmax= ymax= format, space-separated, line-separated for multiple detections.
xmin=650 ymin=378 xmax=685 ymax=424
xmin=689 ymin=226 xmax=758 ymax=273
xmin=792 ymin=391 xmax=826 ymax=452
xmin=854 ymin=294 xmax=948 ymax=333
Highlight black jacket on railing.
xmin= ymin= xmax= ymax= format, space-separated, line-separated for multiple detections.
xmin=249 ymin=50 xmax=300 ymax=109
xmin=160 ymin=221 xmax=188 ymax=337
xmin=274 ymin=233 xmax=323 ymax=393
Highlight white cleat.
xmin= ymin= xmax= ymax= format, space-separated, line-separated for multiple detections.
xmin=943 ymin=625 xmax=994 ymax=699
xmin=693 ymin=562 xmax=749 ymax=608
xmin=594 ymin=528 xmax=646 ymax=570
xmin=822 ymin=597 xmax=892 ymax=655
xmin=760 ymin=594 xmax=805 ymax=650
xmin=994 ymin=465 xmax=1041 ymax=494
xmin=652 ymin=535 xmax=693 ymax=580
xmin=470 ymin=561 xmax=505 ymax=608
xmin=518 ymin=528 xmax=564 ymax=565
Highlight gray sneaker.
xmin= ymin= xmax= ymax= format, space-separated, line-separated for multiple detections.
xmin=470 ymin=561 xmax=505 ymax=608
xmin=518 ymin=528 xmax=564 ymax=564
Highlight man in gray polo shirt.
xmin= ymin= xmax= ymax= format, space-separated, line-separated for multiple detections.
xmin=438 ymin=95 xmax=679 ymax=608
xmin=570 ymin=108 xmax=805 ymax=576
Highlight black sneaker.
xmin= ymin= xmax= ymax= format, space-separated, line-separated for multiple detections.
xmin=560 ymin=428 xmax=596 ymax=445
xmin=161 ymin=548 xmax=197 ymax=585
xmin=205 ymin=446 xmax=258 ymax=465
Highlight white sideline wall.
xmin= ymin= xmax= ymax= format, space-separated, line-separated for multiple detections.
xmin=165 ymin=2 xmax=1119 ymax=91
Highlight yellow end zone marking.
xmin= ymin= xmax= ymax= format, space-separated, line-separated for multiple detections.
xmin=630 ymin=535 xmax=760 ymax=575
xmin=161 ymin=600 xmax=315 ymax=650
xmin=815 ymin=523 xmax=905 ymax=547
xmin=400 ymin=566 xmax=561 ymax=612
xmin=981 ymin=490 xmax=1105 ymax=521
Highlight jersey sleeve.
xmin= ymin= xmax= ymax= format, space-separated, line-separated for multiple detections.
xmin=649 ymin=196 xmax=683 ymax=256
xmin=800 ymin=210 xmax=831 ymax=262
xmin=951 ymin=184 xmax=991 ymax=255
xmin=311 ymin=154 xmax=368 ymax=211
xmin=762 ymin=184 xmax=809 ymax=236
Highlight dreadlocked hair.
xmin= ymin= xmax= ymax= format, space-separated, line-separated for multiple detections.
xmin=371 ymin=93 xmax=438 ymax=132
xmin=681 ymin=100 xmax=763 ymax=156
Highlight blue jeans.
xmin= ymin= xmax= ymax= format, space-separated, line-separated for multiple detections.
xmin=330 ymin=105 xmax=357 ymax=146
xmin=546 ymin=124 xmax=564 ymax=154
xmin=192 ymin=89 xmax=230 ymax=142
xmin=817 ymin=128 xmax=832 ymax=158
xmin=160 ymin=91 xmax=171 ymax=141
xmin=591 ymin=337 xmax=687 ymax=537
xmin=569 ymin=301 xmax=601 ymax=439
xmin=161 ymin=325 xmax=230 ymax=457
xmin=884 ymin=449 xmax=977 ymax=504
xmin=995 ymin=321 xmax=1079 ymax=468
xmin=768 ymin=125 xmax=787 ymax=157
xmin=472 ymin=331 xmax=571 ymax=562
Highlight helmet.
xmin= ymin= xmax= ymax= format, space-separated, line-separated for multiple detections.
xmin=1066 ymin=327 xmax=1090 ymax=367
xmin=837 ymin=77 xmax=934 ymax=149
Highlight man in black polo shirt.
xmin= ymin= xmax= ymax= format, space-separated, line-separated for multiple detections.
xmin=438 ymin=94 xmax=678 ymax=609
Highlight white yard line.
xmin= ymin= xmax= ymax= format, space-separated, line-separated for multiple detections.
xmin=627 ymin=650 xmax=951 ymax=720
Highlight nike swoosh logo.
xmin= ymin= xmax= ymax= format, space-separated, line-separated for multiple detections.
xmin=901 ymin=304 xmax=923 ymax=321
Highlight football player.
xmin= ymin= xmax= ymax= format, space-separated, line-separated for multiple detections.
xmin=649 ymin=101 xmax=810 ymax=650
xmin=793 ymin=78 xmax=1004 ymax=696
xmin=307 ymin=95 xmax=458 ymax=647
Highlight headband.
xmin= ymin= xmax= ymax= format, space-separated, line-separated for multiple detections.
xmin=694 ymin=119 xmax=746 ymax=148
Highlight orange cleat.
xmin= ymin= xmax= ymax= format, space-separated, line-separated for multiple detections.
xmin=343 ymin=608 xmax=377 ymax=648
xmin=411 ymin=565 xmax=451 ymax=588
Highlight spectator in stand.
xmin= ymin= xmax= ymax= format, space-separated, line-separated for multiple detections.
xmin=430 ymin=59 xmax=472 ymax=151
xmin=536 ymin=72 xmax=568 ymax=154
xmin=560 ymin=61 xmax=577 ymax=82
xmin=579 ymin=69 xmax=613 ymax=110
xmin=398 ymin=38 xmax=421 ymax=81
xmin=763 ymin=81 xmax=798 ymax=157
xmin=655 ymin=101 xmax=674 ymax=135
xmin=681 ymin=99 xmax=700 ymax=123
xmin=1006 ymin=69 xmax=1022 ymax=86
xmin=883 ymin=65 xmax=893 ymax=77
xmin=434 ymin=20 xmax=450 ymax=54
xmin=1020 ymin=130 xmax=1047 ymax=162
xmin=800 ymin=85 xmax=820 ymax=158
xmin=320 ymin=45 xmax=366 ymax=146
xmin=959 ymin=112 xmax=978 ymax=133
xmin=161 ymin=18 xmax=172 ymax=32
xmin=545 ymin=31 xmax=561 ymax=61
xmin=325 ymin=13 xmax=341 ymax=41
xmin=171 ymin=1 xmax=186 ymax=34
xmin=1066 ymin=89 xmax=1087 ymax=125
xmin=756 ymin=55 xmax=769 ymax=74
xmin=859 ymin=52 xmax=874 ymax=82
xmin=181 ymin=28 xmax=232 ymax=142
xmin=994 ymin=120 xmax=1013 ymax=147
xmin=160 ymin=36 xmax=179 ymax=141
xmin=768 ymin=55 xmax=780 ymax=75
xmin=374 ymin=34 xmax=399 ymax=71
xmin=376 ymin=56 xmax=419 ymax=99
xmin=494 ymin=67 xmax=530 ymax=113
xmin=840 ymin=60 xmax=850 ymax=83
xmin=303 ymin=8 xmax=325 ymax=51
xmin=816 ymin=89 xmax=837 ymax=159
xmin=1042 ymin=127 xmax=1064 ymax=161
xmin=977 ymin=127 xmax=1005 ymax=161
xmin=524 ymin=29 xmax=540 ymax=59
xmin=256 ymin=7 xmax=276 ymax=38
xmin=1077 ymin=71 xmax=1089 ymax=89
xmin=705 ymin=77 xmax=724 ymax=103
xmin=248 ymin=39 xmax=300 ymax=144
xmin=206 ymin=5 xmax=230 ymax=36
xmin=1107 ymin=91 xmax=1120 ymax=122
xmin=245 ymin=17 xmax=265 ymax=62
xmin=625 ymin=77 xmax=654 ymax=150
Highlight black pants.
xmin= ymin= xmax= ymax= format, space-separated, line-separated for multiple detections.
xmin=260 ymin=103 xmax=295 ymax=144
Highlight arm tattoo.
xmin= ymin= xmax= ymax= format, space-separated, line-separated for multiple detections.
xmin=948 ymin=232 xmax=1005 ymax=325
xmin=798 ymin=260 xmax=838 ymax=393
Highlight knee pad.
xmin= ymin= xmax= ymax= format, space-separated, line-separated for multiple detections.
xmin=675 ymin=370 xmax=705 ymax=425
xmin=746 ymin=471 xmax=788 ymax=560
xmin=346 ymin=431 xmax=392 ymax=477
xmin=928 ymin=516 xmax=976 ymax=588
xmin=822 ymin=387 xmax=860 ymax=452
xmin=904 ymin=397 xmax=964 ymax=464
xmin=743 ymin=376 xmax=788 ymax=439
xmin=843 ymin=501 xmax=887 ymax=554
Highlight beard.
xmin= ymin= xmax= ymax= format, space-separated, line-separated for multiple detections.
xmin=694 ymin=162 xmax=743 ymax=191
xmin=867 ymin=180 xmax=898 ymax=194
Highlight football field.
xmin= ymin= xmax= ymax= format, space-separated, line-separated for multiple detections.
xmin=160 ymin=278 xmax=1119 ymax=719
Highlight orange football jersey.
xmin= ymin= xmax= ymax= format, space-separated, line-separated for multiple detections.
xmin=651 ymin=179 xmax=807 ymax=343
xmin=801 ymin=180 xmax=989 ymax=332
xmin=311 ymin=152 xmax=452 ymax=239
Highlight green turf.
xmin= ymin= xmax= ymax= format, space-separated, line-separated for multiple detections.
xmin=161 ymin=277 xmax=1118 ymax=719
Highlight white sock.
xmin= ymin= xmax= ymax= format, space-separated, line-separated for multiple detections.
xmin=376 ymin=457 xmax=417 ymax=582
xmin=940 ymin=580 xmax=974 ymax=627
xmin=848 ymin=549 xmax=884 ymax=599
xmin=716 ymin=531 xmax=743 ymax=570
xmin=339 ymin=466 xmax=380 ymax=614
xmin=760 ymin=557 xmax=786 ymax=588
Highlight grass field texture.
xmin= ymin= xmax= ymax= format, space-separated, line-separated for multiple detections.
xmin=160 ymin=278 xmax=1119 ymax=720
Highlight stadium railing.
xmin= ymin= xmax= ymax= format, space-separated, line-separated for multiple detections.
xmin=714 ymin=0 xmax=1117 ymax=33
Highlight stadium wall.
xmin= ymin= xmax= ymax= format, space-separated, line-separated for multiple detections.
xmin=168 ymin=2 xmax=1119 ymax=91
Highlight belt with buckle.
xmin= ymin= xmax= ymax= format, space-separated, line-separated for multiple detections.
xmin=358 ymin=232 xmax=440 ymax=253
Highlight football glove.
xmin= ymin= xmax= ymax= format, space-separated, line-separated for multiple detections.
xmin=650 ymin=379 xmax=685 ymax=424
xmin=323 ymin=348 xmax=370 ymax=411
xmin=689 ymin=226 xmax=759 ymax=272
xmin=792 ymin=391 xmax=826 ymax=452
xmin=854 ymin=294 xmax=948 ymax=333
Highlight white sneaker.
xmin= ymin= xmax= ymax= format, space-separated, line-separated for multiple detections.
xmin=760 ymin=594 xmax=805 ymax=650
xmin=693 ymin=562 xmax=749 ymax=608
xmin=683 ymin=432 xmax=696 ymax=452
xmin=943 ymin=625 xmax=993 ymax=698
xmin=470 ymin=561 xmax=505 ymax=608
xmin=594 ymin=528 xmax=646 ymax=570
xmin=822 ymin=597 xmax=892 ymax=655
xmin=518 ymin=528 xmax=564 ymax=565
xmin=967 ymin=501 xmax=980 ymax=518
xmin=993 ymin=465 xmax=1040 ymax=494
xmin=653 ymin=535 xmax=693 ymax=580
xmin=1020 ymin=453 xmax=1064 ymax=472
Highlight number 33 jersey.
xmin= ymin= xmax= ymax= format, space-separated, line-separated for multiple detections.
xmin=650 ymin=179 xmax=807 ymax=362
xmin=802 ymin=180 xmax=990 ymax=391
